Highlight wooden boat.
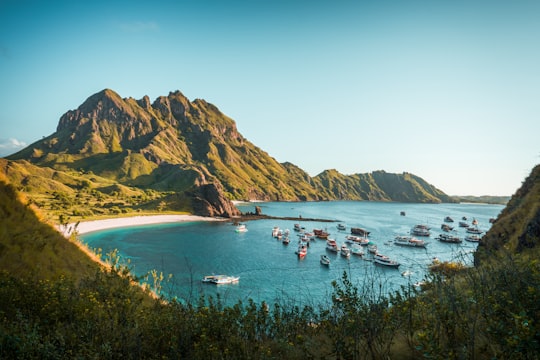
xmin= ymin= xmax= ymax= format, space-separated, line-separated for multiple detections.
xmin=437 ymin=233 xmax=462 ymax=243
xmin=441 ymin=224 xmax=454 ymax=232
xmin=465 ymin=234 xmax=481 ymax=242
xmin=350 ymin=227 xmax=370 ymax=236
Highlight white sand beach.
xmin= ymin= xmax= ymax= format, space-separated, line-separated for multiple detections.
xmin=59 ymin=214 xmax=225 ymax=236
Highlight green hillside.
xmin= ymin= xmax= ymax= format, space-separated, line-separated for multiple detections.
xmin=8 ymin=89 xmax=454 ymax=209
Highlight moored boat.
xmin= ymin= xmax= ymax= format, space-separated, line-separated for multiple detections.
xmin=326 ymin=239 xmax=339 ymax=252
xmin=367 ymin=244 xmax=378 ymax=254
xmin=350 ymin=227 xmax=370 ymax=236
xmin=296 ymin=244 xmax=308 ymax=258
xmin=465 ymin=234 xmax=481 ymax=242
xmin=373 ymin=253 xmax=400 ymax=268
xmin=441 ymin=224 xmax=454 ymax=232
xmin=202 ymin=275 xmax=240 ymax=285
xmin=444 ymin=216 xmax=454 ymax=223
xmin=320 ymin=254 xmax=331 ymax=266
xmin=411 ymin=224 xmax=430 ymax=237
xmin=340 ymin=244 xmax=351 ymax=258
xmin=235 ymin=223 xmax=248 ymax=233
xmin=337 ymin=223 xmax=346 ymax=231
xmin=466 ymin=226 xmax=482 ymax=234
xmin=437 ymin=233 xmax=462 ymax=243
xmin=459 ymin=221 xmax=469 ymax=228
xmin=350 ymin=244 xmax=364 ymax=256
xmin=345 ymin=235 xmax=370 ymax=246
xmin=394 ymin=235 xmax=427 ymax=248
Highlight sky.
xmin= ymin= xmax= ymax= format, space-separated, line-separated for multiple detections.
xmin=1 ymin=0 xmax=539 ymax=196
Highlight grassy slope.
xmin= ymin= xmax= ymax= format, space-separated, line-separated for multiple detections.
xmin=0 ymin=176 xmax=99 ymax=281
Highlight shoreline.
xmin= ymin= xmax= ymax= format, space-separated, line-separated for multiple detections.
xmin=59 ymin=214 xmax=226 ymax=236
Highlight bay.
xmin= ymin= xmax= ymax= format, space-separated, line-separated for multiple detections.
xmin=81 ymin=201 xmax=503 ymax=307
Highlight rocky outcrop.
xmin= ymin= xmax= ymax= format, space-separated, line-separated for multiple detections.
xmin=190 ymin=183 xmax=240 ymax=218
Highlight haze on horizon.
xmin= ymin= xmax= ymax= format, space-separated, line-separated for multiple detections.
xmin=1 ymin=0 xmax=539 ymax=197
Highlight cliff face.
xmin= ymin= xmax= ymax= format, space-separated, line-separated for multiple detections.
xmin=8 ymin=88 xmax=454 ymax=214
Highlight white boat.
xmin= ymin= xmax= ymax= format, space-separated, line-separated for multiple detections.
xmin=459 ymin=221 xmax=469 ymax=228
xmin=202 ymin=275 xmax=240 ymax=284
xmin=326 ymin=239 xmax=339 ymax=252
xmin=271 ymin=226 xmax=280 ymax=237
xmin=235 ymin=223 xmax=248 ymax=233
xmin=345 ymin=235 xmax=370 ymax=246
xmin=437 ymin=233 xmax=462 ymax=243
xmin=411 ymin=224 xmax=430 ymax=237
xmin=373 ymin=253 xmax=400 ymax=268
xmin=394 ymin=235 xmax=427 ymax=248
xmin=466 ymin=227 xmax=482 ymax=234
xmin=296 ymin=244 xmax=308 ymax=258
xmin=465 ymin=234 xmax=481 ymax=242
xmin=337 ymin=223 xmax=346 ymax=231
xmin=340 ymin=244 xmax=351 ymax=258
xmin=350 ymin=244 xmax=364 ymax=256
xmin=367 ymin=244 xmax=378 ymax=254
xmin=320 ymin=254 xmax=331 ymax=266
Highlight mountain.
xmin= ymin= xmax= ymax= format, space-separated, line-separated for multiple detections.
xmin=7 ymin=88 xmax=454 ymax=216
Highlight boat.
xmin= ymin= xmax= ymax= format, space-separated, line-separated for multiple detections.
xmin=345 ymin=235 xmax=370 ymax=246
xmin=271 ymin=226 xmax=280 ymax=237
xmin=394 ymin=235 xmax=427 ymax=248
xmin=202 ymin=275 xmax=240 ymax=285
xmin=444 ymin=216 xmax=454 ymax=223
xmin=326 ymin=239 xmax=339 ymax=252
xmin=466 ymin=227 xmax=482 ymax=234
xmin=296 ymin=244 xmax=308 ymax=258
xmin=462 ymin=216 xmax=468 ymax=220
xmin=373 ymin=253 xmax=400 ymax=268
xmin=350 ymin=227 xmax=370 ymax=236
xmin=293 ymin=223 xmax=303 ymax=232
xmin=340 ymin=244 xmax=351 ymax=258
xmin=313 ymin=228 xmax=330 ymax=239
xmin=465 ymin=234 xmax=481 ymax=242
xmin=441 ymin=224 xmax=454 ymax=232
xmin=350 ymin=244 xmax=364 ymax=256
xmin=400 ymin=211 xmax=406 ymax=216
xmin=337 ymin=223 xmax=347 ymax=231
xmin=437 ymin=233 xmax=462 ymax=243
xmin=282 ymin=236 xmax=290 ymax=245
xmin=411 ymin=224 xmax=430 ymax=237
xmin=367 ymin=244 xmax=378 ymax=254
xmin=235 ymin=223 xmax=248 ymax=233
xmin=320 ymin=254 xmax=331 ymax=266
xmin=458 ymin=221 xmax=469 ymax=228
xmin=472 ymin=218 xmax=478 ymax=225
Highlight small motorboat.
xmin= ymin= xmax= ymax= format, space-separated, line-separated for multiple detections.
xmin=337 ymin=223 xmax=346 ymax=231
xmin=202 ymin=275 xmax=240 ymax=285
xmin=437 ymin=233 xmax=462 ymax=243
xmin=394 ymin=235 xmax=428 ymax=248
xmin=320 ymin=254 xmax=331 ymax=266
xmin=235 ymin=223 xmax=248 ymax=233
xmin=465 ymin=234 xmax=481 ymax=242
xmin=350 ymin=244 xmax=364 ymax=257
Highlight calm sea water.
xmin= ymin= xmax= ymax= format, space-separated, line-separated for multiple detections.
xmin=81 ymin=201 xmax=503 ymax=307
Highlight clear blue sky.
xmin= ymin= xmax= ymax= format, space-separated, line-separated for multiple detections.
xmin=1 ymin=0 xmax=539 ymax=196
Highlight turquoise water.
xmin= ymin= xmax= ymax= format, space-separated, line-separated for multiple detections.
xmin=81 ymin=201 xmax=503 ymax=307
